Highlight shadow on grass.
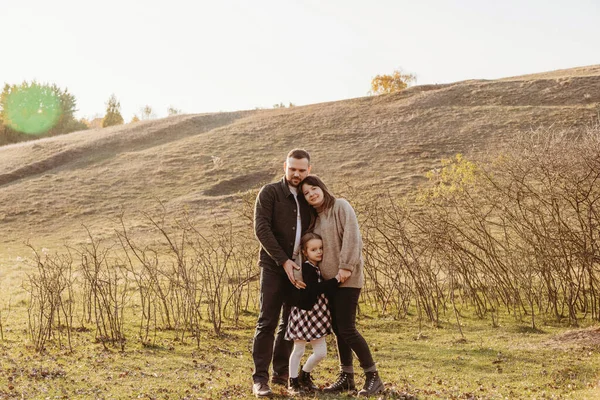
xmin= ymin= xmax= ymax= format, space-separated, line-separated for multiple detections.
xmin=140 ymin=341 xmax=175 ymax=352
xmin=513 ymin=325 xmax=546 ymax=334
xmin=268 ymin=388 xmax=418 ymax=399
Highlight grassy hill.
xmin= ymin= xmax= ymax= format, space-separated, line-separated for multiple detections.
xmin=0 ymin=65 xmax=599 ymax=254
xmin=1 ymin=65 xmax=600 ymax=399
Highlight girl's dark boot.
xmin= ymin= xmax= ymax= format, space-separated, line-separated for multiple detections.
xmin=298 ymin=368 xmax=318 ymax=392
xmin=288 ymin=377 xmax=303 ymax=396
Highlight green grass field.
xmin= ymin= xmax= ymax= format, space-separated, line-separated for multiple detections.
xmin=2 ymin=301 xmax=600 ymax=399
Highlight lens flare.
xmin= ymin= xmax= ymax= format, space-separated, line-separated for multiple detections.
xmin=3 ymin=85 xmax=62 ymax=135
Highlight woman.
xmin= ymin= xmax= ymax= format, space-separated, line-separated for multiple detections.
xmin=299 ymin=175 xmax=384 ymax=396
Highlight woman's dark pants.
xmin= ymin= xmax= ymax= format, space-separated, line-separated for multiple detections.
xmin=328 ymin=287 xmax=375 ymax=370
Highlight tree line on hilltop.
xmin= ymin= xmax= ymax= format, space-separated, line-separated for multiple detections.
xmin=0 ymin=70 xmax=414 ymax=146
xmin=0 ymin=82 xmax=181 ymax=146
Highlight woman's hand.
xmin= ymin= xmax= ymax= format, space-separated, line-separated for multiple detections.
xmin=338 ymin=269 xmax=352 ymax=283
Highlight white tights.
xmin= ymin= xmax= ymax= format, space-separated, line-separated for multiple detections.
xmin=289 ymin=337 xmax=327 ymax=378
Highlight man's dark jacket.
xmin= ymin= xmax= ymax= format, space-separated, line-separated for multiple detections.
xmin=254 ymin=177 xmax=313 ymax=270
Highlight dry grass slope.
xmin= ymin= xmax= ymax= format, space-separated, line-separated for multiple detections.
xmin=0 ymin=65 xmax=599 ymax=255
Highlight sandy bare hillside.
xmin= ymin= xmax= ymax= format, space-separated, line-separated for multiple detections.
xmin=499 ymin=64 xmax=600 ymax=81
xmin=0 ymin=64 xmax=599 ymax=254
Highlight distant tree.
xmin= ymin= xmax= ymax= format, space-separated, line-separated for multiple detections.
xmin=52 ymin=86 xmax=79 ymax=133
xmin=167 ymin=106 xmax=181 ymax=116
xmin=83 ymin=114 xmax=104 ymax=129
xmin=0 ymin=81 xmax=87 ymax=144
xmin=102 ymin=94 xmax=124 ymax=127
xmin=272 ymin=102 xmax=295 ymax=109
xmin=370 ymin=69 xmax=416 ymax=95
xmin=130 ymin=115 xmax=140 ymax=123
xmin=140 ymin=105 xmax=156 ymax=120
xmin=62 ymin=118 xmax=89 ymax=133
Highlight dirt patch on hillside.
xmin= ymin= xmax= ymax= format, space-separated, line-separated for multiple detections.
xmin=203 ymin=171 xmax=275 ymax=196
xmin=0 ymin=112 xmax=255 ymax=187
xmin=547 ymin=326 xmax=600 ymax=348
xmin=0 ymin=147 xmax=84 ymax=186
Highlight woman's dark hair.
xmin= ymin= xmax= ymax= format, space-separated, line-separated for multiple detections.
xmin=299 ymin=175 xmax=336 ymax=212
xmin=301 ymin=232 xmax=322 ymax=251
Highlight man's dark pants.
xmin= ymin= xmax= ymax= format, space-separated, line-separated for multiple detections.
xmin=252 ymin=266 xmax=293 ymax=384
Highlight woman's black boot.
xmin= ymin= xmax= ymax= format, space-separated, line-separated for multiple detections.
xmin=322 ymin=371 xmax=355 ymax=393
xmin=358 ymin=371 xmax=384 ymax=396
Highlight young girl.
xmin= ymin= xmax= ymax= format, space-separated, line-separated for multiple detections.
xmin=285 ymin=232 xmax=340 ymax=394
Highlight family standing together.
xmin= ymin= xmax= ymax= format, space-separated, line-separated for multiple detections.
xmin=252 ymin=149 xmax=384 ymax=397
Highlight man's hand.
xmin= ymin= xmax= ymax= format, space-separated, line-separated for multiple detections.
xmin=338 ymin=269 xmax=352 ymax=283
xmin=283 ymin=260 xmax=306 ymax=289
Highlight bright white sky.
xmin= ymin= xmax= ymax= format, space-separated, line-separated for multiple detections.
xmin=2 ymin=0 xmax=598 ymax=121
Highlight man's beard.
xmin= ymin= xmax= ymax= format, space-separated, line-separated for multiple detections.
xmin=287 ymin=177 xmax=300 ymax=187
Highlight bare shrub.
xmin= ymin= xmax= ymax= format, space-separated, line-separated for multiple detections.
xmin=116 ymin=206 xmax=258 ymax=344
xmin=411 ymin=126 xmax=600 ymax=328
xmin=480 ymin=128 xmax=600 ymax=325
xmin=14 ymin=125 xmax=599 ymax=349
xmin=0 ymin=298 xmax=12 ymax=342
xmin=175 ymin=210 xmax=258 ymax=336
xmin=142 ymin=210 xmax=206 ymax=344
xmin=362 ymin=196 xmax=445 ymax=323
xmin=184 ymin=217 xmax=243 ymax=336
xmin=222 ymin=239 xmax=259 ymax=326
xmin=78 ymin=229 xmax=129 ymax=350
xmin=116 ymin=218 xmax=167 ymax=344
xmin=23 ymin=246 xmax=75 ymax=352
xmin=357 ymin=125 xmax=600 ymax=332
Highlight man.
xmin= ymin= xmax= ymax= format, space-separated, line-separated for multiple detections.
xmin=252 ymin=149 xmax=313 ymax=398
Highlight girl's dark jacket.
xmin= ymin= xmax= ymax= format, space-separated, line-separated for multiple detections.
xmin=286 ymin=261 xmax=339 ymax=311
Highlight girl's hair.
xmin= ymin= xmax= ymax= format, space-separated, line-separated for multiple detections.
xmin=299 ymin=175 xmax=336 ymax=212
xmin=301 ymin=232 xmax=322 ymax=250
